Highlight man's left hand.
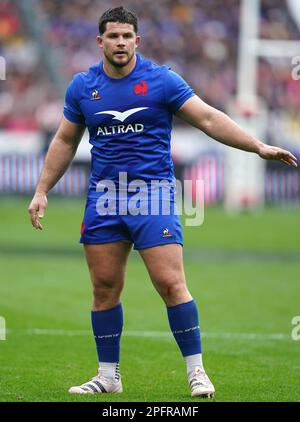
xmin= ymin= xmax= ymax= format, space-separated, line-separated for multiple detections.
xmin=258 ymin=144 xmax=298 ymax=167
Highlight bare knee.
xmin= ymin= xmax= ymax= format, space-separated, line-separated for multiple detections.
xmin=154 ymin=274 xmax=192 ymax=306
xmin=92 ymin=275 xmax=123 ymax=311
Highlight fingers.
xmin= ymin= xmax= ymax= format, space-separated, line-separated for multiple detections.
xmin=279 ymin=154 xmax=296 ymax=166
xmin=28 ymin=201 xmax=46 ymax=230
xmin=38 ymin=205 xmax=46 ymax=219
xmin=288 ymin=152 xmax=298 ymax=162
xmin=280 ymin=158 xmax=292 ymax=166
xmin=280 ymin=151 xmax=298 ymax=167
xmin=290 ymin=159 xmax=298 ymax=168
xmin=281 ymin=158 xmax=298 ymax=167
xmin=36 ymin=213 xmax=43 ymax=230
xmin=28 ymin=206 xmax=43 ymax=230
xmin=28 ymin=192 xmax=47 ymax=230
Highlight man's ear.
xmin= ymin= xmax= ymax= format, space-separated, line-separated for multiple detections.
xmin=96 ymin=35 xmax=103 ymax=48
xmin=135 ymin=35 xmax=141 ymax=48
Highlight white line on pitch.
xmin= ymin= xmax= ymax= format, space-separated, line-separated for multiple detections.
xmin=5 ymin=328 xmax=290 ymax=341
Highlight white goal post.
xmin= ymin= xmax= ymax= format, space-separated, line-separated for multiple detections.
xmin=225 ymin=0 xmax=300 ymax=211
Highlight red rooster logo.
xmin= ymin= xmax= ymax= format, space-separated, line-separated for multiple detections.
xmin=134 ymin=80 xmax=148 ymax=96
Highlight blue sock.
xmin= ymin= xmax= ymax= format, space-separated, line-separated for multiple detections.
xmin=91 ymin=303 xmax=123 ymax=363
xmin=167 ymin=299 xmax=202 ymax=357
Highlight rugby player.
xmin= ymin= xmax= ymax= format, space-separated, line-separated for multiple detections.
xmin=28 ymin=6 xmax=297 ymax=398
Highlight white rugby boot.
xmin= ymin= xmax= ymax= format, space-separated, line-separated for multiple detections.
xmin=189 ymin=366 xmax=215 ymax=398
xmin=68 ymin=368 xmax=123 ymax=394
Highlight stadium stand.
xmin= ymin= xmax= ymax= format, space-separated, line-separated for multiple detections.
xmin=0 ymin=0 xmax=299 ymax=204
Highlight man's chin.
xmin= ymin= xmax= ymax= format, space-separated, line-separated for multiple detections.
xmin=104 ymin=51 xmax=134 ymax=68
xmin=112 ymin=56 xmax=130 ymax=68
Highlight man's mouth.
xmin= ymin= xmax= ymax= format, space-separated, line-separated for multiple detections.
xmin=115 ymin=52 xmax=127 ymax=56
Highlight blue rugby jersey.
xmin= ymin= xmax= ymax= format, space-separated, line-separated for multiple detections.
xmin=64 ymin=53 xmax=194 ymax=196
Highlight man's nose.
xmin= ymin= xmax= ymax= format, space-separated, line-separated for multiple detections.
xmin=117 ymin=37 xmax=126 ymax=46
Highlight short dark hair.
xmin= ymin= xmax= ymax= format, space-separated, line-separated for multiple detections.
xmin=98 ymin=6 xmax=138 ymax=35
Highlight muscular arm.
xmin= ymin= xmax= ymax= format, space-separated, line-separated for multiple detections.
xmin=176 ymin=95 xmax=298 ymax=167
xmin=28 ymin=116 xmax=85 ymax=229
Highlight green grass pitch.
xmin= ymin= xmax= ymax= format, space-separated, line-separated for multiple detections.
xmin=0 ymin=197 xmax=300 ymax=402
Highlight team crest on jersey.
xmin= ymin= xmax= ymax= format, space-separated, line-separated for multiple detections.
xmin=134 ymin=80 xmax=148 ymax=96
xmin=91 ymin=89 xmax=101 ymax=100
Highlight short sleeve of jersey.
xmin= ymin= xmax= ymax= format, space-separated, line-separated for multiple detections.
xmin=63 ymin=77 xmax=85 ymax=125
xmin=164 ymin=69 xmax=195 ymax=113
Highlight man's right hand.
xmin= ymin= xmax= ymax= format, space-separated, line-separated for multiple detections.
xmin=28 ymin=192 xmax=48 ymax=230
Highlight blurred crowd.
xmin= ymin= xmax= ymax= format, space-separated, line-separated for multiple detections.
xmin=0 ymin=0 xmax=57 ymax=131
xmin=0 ymin=0 xmax=299 ymax=147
